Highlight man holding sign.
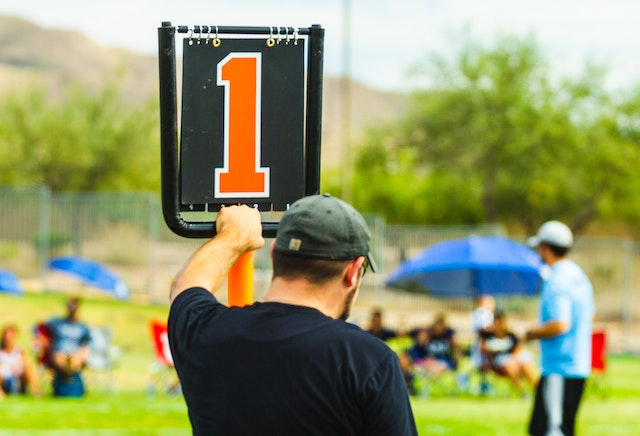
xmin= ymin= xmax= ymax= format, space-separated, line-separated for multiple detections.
xmin=168 ymin=194 xmax=417 ymax=435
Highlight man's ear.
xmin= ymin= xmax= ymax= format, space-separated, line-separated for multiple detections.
xmin=343 ymin=256 xmax=365 ymax=287
xmin=269 ymin=240 xmax=276 ymax=260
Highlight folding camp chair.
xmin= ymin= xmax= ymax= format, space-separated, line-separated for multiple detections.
xmin=588 ymin=330 xmax=607 ymax=397
xmin=86 ymin=326 xmax=121 ymax=393
xmin=147 ymin=319 xmax=180 ymax=395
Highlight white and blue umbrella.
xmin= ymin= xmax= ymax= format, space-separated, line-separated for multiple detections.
xmin=49 ymin=255 xmax=129 ymax=300
xmin=0 ymin=269 xmax=24 ymax=296
xmin=385 ymin=235 xmax=544 ymax=298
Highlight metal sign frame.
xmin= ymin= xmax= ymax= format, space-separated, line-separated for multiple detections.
xmin=158 ymin=22 xmax=324 ymax=238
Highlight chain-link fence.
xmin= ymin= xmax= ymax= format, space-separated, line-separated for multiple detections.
xmin=0 ymin=185 xmax=50 ymax=278
xmin=0 ymin=185 xmax=637 ymax=352
xmin=0 ymin=186 xmax=162 ymax=301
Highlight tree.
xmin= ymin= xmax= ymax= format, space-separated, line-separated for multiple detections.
xmin=0 ymin=80 xmax=160 ymax=192
xmin=351 ymin=35 xmax=640 ymax=234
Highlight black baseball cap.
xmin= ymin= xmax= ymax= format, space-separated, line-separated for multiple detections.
xmin=274 ymin=194 xmax=377 ymax=272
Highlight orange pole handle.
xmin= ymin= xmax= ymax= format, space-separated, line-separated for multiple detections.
xmin=228 ymin=251 xmax=254 ymax=307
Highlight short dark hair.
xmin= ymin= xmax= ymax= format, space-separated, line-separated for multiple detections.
xmin=544 ymin=243 xmax=570 ymax=257
xmin=1 ymin=323 xmax=19 ymax=349
xmin=272 ymin=250 xmax=350 ymax=285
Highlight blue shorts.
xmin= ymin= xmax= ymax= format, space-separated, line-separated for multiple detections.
xmin=1 ymin=376 xmax=21 ymax=394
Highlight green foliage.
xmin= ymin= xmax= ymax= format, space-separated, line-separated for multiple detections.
xmin=32 ymin=232 xmax=73 ymax=250
xmin=0 ymin=241 xmax=21 ymax=260
xmin=0 ymin=80 xmax=160 ymax=193
xmin=351 ymin=129 xmax=484 ymax=224
xmin=351 ymin=34 xmax=640 ymax=233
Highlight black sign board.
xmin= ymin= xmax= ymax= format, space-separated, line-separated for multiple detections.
xmin=158 ymin=24 xmax=324 ymax=238
xmin=180 ymin=38 xmax=304 ymax=210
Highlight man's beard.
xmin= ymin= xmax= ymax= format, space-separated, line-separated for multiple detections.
xmin=338 ymin=275 xmax=361 ymax=321
xmin=338 ymin=288 xmax=356 ymax=321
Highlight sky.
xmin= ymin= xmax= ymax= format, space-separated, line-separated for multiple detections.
xmin=1 ymin=0 xmax=639 ymax=92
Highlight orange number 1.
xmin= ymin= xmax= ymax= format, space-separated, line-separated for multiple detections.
xmin=215 ymin=53 xmax=270 ymax=198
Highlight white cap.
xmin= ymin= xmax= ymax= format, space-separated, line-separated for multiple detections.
xmin=527 ymin=220 xmax=573 ymax=248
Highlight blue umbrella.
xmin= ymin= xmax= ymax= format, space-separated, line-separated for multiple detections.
xmin=0 ymin=269 xmax=24 ymax=296
xmin=385 ymin=235 xmax=544 ymax=298
xmin=49 ymin=255 xmax=129 ymax=300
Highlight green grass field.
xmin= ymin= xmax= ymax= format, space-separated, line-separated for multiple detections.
xmin=1 ymin=292 xmax=639 ymax=435
xmin=412 ymin=354 xmax=640 ymax=435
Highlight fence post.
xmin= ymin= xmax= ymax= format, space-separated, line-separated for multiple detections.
xmin=622 ymin=239 xmax=633 ymax=353
xmin=147 ymin=195 xmax=160 ymax=302
xmin=37 ymin=185 xmax=51 ymax=281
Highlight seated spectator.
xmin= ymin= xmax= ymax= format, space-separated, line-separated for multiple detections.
xmin=0 ymin=323 xmax=40 ymax=398
xmin=417 ymin=313 xmax=459 ymax=377
xmin=45 ymin=297 xmax=92 ymax=397
xmin=32 ymin=323 xmax=52 ymax=368
xmin=366 ymin=308 xmax=398 ymax=342
xmin=480 ymin=310 xmax=537 ymax=396
xmin=397 ymin=351 xmax=416 ymax=396
xmin=470 ymin=295 xmax=495 ymax=394
xmin=406 ymin=327 xmax=429 ymax=364
xmin=399 ymin=328 xmax=429 ymax=394
xmin=470 ymin=295 xmax=495 ymax=368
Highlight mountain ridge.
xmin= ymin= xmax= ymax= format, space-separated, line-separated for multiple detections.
xmin=0 ymin=15 xmax=408 ymax=168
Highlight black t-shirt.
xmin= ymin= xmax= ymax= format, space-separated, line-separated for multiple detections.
xmin=168 ymin=288 xmax=417 ymax=436
xmin=367 ymin=327 xmax=397 ymax=342
xmin=480 ymin=331 xmax=519 ymax=364
xmin=426 ymin=328 xmax=455 ymax=361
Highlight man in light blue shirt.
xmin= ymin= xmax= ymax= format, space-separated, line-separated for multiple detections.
xmin=526 ymin=221 xmax=595 ymax=436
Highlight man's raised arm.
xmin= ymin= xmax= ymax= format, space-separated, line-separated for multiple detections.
xmin=169 ymin=205 xmax=265 ymax=303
